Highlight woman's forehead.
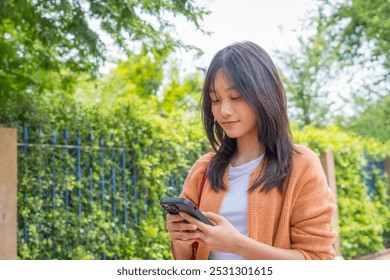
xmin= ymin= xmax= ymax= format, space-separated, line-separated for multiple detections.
xmin=210 ymin=69 xmax=235 ymax=90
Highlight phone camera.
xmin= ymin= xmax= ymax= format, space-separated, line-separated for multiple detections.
xmin=163 ymin=204 xmax=179 ymax=214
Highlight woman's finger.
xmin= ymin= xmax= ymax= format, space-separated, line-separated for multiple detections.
xmin=166 ymin=221 xmax=197 ymax=232
xmin=169 ymin=230 xmax=200 ymax=241
xmin=166 ymin=213 xmax=186 ymax=222
xmin=203 ymin=211 xmax=225 ymax=224
xmin=179 ymin=212 xmax=211 ymax=232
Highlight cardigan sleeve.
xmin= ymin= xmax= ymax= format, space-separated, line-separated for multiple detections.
xmin=180 ymin=153 xmax=213 ymax=206
xmin=290 ymin=148 xmax=337 ymax=260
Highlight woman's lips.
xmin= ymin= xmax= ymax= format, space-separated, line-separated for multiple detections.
xmin=221 ymin=120 xmax=239 ymax=126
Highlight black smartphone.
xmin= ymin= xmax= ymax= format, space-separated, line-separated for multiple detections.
xmin=160 ymin=197 xmax=213 ymax=226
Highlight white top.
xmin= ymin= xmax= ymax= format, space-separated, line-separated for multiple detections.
xmin=208 ymin=154 xmax=264 ymax=260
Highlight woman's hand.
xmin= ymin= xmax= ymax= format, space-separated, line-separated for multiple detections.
xmin=178 ymin=211 xmax=306 ymax=259
xmin=166 ymin=213 xmax=199 ymax=247
xmin=179 ymin=211 xmax=242 ymax=254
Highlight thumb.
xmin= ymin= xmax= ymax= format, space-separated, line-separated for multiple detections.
xmin=203 ymin=212 xmax=225 ymax=224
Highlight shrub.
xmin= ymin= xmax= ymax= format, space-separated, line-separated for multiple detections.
xmin=293 ymin=124 xmax=390 ymax=259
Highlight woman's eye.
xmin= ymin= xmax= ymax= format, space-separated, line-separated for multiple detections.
xmin=231 ymin=96 xmax=241 ymax=100
xmin=211 ymin=99 xmax=220 ymax=104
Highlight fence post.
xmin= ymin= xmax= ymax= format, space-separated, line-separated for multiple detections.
xmin=0 ymin=128 xmax=17 ymax=259
xmin=320 ymin=151 xmax=343 ymax=259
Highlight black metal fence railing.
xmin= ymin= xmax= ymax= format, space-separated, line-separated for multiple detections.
xmin=17 ymin=126 xmax=186 ymax=259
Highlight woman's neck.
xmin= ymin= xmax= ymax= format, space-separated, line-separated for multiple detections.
xmin=231 ymin=135 xmax=265 ymax=167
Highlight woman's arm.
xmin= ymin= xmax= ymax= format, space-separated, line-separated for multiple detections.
xmin=171 ymin=242 xmax=193 ymax=260
xmin=233 ymin=234 xmax=305 ymax=260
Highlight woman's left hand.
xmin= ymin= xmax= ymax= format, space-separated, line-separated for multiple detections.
xmin=179 ymin=211 xmax=242 ymax=254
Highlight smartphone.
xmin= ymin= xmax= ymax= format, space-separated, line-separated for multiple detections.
xmin=160 ymin=197 xmax=213 ymax=226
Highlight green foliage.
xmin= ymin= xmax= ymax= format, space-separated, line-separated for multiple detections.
xmin=337 ymin=93 xmax=390 ymax=142
xmin=0 ymin=0 xmax=209 ymax=124
xmin=16 ymin=92 xmax=208 ymax=259
xmin=277 ymin=0 xmax=389 ymax=139
xmin=73 ymin=47 xmax=168 ymax=108
xmin=15 ymin=48 xmax=208 ymax=259
xmin=314 ymin=0 xmax=390 ymax=140
xmin=321 ymin=0 xmax=390 ymax=70
xmin=292 ymin=124 xmax=390 ymax=259
xmin=161 ymin=64 xmax=204 ymax=114
xmin=276 ymin=4 xmax=342 ymax=128
xmin=277 ymin=33 xmax=337 ymax=127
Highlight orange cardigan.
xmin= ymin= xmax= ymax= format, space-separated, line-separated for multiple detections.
xmin=180 ymin=145 xmax=336 ymax=260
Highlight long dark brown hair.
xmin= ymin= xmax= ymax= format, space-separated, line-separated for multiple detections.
xmin=201 ymin=41 xmax=294 ymax=193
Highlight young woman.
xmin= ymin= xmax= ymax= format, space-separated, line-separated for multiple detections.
xmin=166 ymin=41 xmax=336 ymax=260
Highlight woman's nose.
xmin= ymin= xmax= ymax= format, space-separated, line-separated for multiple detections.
xmin=220 ymin=101 xmax=233 ymax=117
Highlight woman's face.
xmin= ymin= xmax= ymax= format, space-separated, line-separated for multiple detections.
xmin=210 ymin=70 xmax=259 ymax=142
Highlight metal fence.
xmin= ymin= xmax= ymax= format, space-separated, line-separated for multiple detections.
xmin=364 ymin=157 xmax=386 ymax=195
xmin=17 ymin=126 xmax=186 ymax=259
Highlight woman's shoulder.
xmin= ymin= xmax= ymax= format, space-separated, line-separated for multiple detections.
xmin=192 ymin=152 xmax=215 ymax=170
xmin=180 ymin=152 xmax=215 ymax=202
xmin=196 ymin=152 xmax=215 ymax=162
xmin=292 ymin=144 xmax=321 ymax=165
xmin=291 ymin=144 xmax=325 ymax=180
xmin=289 ymin=145 xmax=331 ymax=202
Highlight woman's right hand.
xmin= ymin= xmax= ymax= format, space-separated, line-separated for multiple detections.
xmin=166 ymin=213 xmax=199 ymax=246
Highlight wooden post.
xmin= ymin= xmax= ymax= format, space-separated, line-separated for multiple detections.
xmin=320 ymin=151 xmax=343 ymax=259
xmin=0 ymin=128 xmax=17 ymax=259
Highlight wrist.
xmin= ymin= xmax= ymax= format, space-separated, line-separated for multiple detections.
xmin=171 ymin=241 xmax=193 ymax=260
xmin=172 ymin=240 xmax=192 ymax=248
xmin=230 ymin=232 xmax=247 ymax=255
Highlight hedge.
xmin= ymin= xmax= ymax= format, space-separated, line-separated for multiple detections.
xmin=292 ymin=124 xmax=390 ymax=259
